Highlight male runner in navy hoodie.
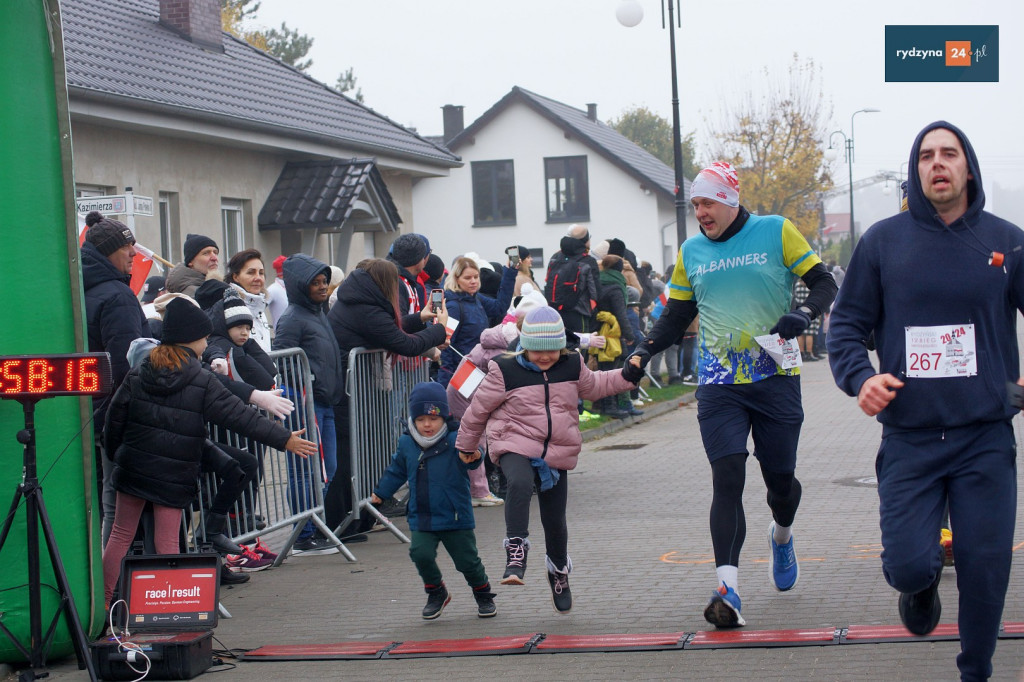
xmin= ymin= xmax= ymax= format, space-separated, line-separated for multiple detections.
xmin=829 ymin=121 xmax=1024 ymax=681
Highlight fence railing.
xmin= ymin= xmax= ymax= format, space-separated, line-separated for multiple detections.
xmin=339 ymin=348 xmax=431 ymax=543
xmin=187 ymin=347 xmax=354 ymax=562
xmin=182 ymin=347 xmax=430 ymax=563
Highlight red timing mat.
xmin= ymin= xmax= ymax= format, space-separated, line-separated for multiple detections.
xmin=240 ymin=623 xmax=1024 ymax=661
xmin=841 ymin=623 xmax=961 ymax=644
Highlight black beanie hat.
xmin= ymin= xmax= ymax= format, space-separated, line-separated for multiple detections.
xmin=390 ymin=234 xmax=428 ymax=267
xmin=161 ymin=297 xmax=213 ymax=345
xmin=515 ymin=245 xmax=530 ymax=261
xmin=84 ymin=211 xmax=135 ymax=256
xmin=607 ymin=238 xmax=626 ymax=258
xmin=184 ymin=233 xmax=218 ymax=268
xmin=222 ymin=293 xmax=254 ymax=330
xmin=194 ymin=279 xmax=231 ymax=310
xmin=423 ymin=253 xmax=445 ymax=282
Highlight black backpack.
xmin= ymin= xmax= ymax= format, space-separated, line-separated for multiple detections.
xmin=546 ymin=254 xmax=586 ymax=312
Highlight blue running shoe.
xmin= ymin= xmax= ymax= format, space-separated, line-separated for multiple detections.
xmin=703 ymin=584 xmax=745 ymax=628
xmin=768 ymin=521 xmax=799 ymax=591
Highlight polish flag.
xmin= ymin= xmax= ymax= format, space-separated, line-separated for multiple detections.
xmin=79 ymin=218 xmax=155 ymax=295
xmin=127 ymin=243 xmax=155 ymax=295
xmin=450 ymin=358 xmax=485 ymax=399
xmin=444 ymin=316 xmax=460 ymax=342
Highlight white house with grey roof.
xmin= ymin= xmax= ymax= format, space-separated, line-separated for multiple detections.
xmin=62 ymin=0 xmax=460 ymax=270
xmin=412 ymin=86 xmax=687 ymax=272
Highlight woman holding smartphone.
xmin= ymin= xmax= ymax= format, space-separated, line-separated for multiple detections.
xmin=509 ymin=245 xmax=537 ymax=298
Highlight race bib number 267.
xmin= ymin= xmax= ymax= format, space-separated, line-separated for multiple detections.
xmin=904 ymin=324 xmax=977 ymax=378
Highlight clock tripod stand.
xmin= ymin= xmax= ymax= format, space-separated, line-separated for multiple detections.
xmin=0 ymin=353 xmax=111 ymax=682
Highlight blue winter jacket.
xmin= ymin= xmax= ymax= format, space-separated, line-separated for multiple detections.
xmin=438 ymin=266 xmax=516 ymax=385
xmin=373 ymin=421 xmax=480 ymax=532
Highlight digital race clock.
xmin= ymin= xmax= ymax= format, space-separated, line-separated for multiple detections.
xmin=0 ymin=353 xmax=112 ymax=399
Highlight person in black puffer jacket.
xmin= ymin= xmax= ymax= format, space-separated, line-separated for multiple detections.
xmin=326 ymin=258 xmax=449 ymax=532
xmin=203 ymin=290 xmax=279 ymax=541
xmin=102 ymin=298 xmax=316 ymax=606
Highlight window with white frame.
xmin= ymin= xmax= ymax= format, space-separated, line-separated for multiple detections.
xmin=158 ymin=192 xmax=179 ymax=263
xmin=221 ymin=198 xmax=245 ymax=256
xmin=544 ymin=156 xmax=590 ymax=223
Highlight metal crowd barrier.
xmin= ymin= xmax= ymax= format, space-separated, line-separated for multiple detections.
xmin=186 ymin=347 xmax=354 ymax=563
xmin=341 ymin=348 xmax=431 ymax=544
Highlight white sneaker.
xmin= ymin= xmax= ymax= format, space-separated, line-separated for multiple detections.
xmin=472 ymin=493 xmax=504 ymax=507
xmin=632 ymin=399 xmax=645 ymax=407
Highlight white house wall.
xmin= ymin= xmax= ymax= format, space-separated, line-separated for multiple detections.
xmin=412 ymin=101 xmax=672 ymax=277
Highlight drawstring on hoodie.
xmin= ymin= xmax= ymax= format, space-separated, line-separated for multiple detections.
xmin=937 ymin=214 xmax=1007 ymax=271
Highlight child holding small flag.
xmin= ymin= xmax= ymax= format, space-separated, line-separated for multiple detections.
xmin=371 ymin=382 xmax=496 ymax=620
xmin=455 ymin=306 xmax=637 ymax=614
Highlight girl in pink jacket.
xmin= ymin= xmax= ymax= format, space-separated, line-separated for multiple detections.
xmin=455 ymin=306 xmax=634 ymax=614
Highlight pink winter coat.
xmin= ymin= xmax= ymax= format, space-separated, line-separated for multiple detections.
xmin=446 ymin=322 xmax=519 ymax=419
xmin=455 ymin=351 xmax=633 ymax=471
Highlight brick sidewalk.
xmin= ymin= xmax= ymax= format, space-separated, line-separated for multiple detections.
xmin=42 ymin=357 xmax=1024 ymax=680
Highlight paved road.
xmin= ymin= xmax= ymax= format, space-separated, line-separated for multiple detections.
xmin=37 ymin=356 xmax=1024 ymax=680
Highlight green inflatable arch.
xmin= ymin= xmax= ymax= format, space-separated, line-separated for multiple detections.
xmin=0 ymin=0 xmax=103 ymax=663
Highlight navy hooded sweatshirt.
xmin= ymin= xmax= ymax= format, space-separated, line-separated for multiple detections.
xmin=828 ymin=121 xmax=1024 ymax=432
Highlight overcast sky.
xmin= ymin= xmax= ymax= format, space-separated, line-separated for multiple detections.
xmin=256 ymin=0 xmax=1023 ymax=214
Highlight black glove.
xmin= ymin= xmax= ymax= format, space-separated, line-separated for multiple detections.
xmin=621 ymin=348 xmax=650 ymax=384
xmin=770 ymin=309 xmax=812 ymax=340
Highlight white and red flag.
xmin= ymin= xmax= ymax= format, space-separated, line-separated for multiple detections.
xmin=444 ymin=316 xmax=460 ymax=342
xmin=450 ymin=358 xmax=485 ymax=399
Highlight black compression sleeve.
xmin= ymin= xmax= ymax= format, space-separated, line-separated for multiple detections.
xmin=642 ymin=298 xmax=698 ymax=357
xmin=799 ymin=263 xmax=838 ymax=319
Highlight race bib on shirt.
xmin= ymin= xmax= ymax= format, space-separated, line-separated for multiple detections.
xmin=904 ymin=324 xmax=977 ymax=378
xmin=753 ymin=333 xmax=802 ymax=370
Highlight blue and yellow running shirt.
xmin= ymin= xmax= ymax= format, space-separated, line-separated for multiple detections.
xmin=668 ymin=214 xmax=821 ymax=384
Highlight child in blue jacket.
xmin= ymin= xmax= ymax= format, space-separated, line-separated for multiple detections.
xmin=371 ymin=382 xmax=495 ymax=619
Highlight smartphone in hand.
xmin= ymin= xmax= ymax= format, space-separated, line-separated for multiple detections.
xmin=506 ymin=246 xmax=521 ymax=267
xmin=430 ymin=288 xmax=444 ymax=313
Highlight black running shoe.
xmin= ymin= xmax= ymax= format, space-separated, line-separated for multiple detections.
xmin=899 ymin=571 xmax=941 ymax=635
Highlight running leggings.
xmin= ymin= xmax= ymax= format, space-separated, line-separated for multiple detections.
xmin=709 ymin=453 xmax=802 ymax=567
xmin=500 ymin=452 xmax=569 ymax=568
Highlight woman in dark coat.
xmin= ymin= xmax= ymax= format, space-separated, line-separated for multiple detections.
xmin=102 ymin=298 xmax=316 ymax=606
xmin=326 ymin=258 xmax=449 ymax=531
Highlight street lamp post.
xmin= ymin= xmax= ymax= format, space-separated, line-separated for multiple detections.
xmin=825 ymin=108 xmax=880 ymax=245
xmin=617 ymin=0 xmax=687 ymax=248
